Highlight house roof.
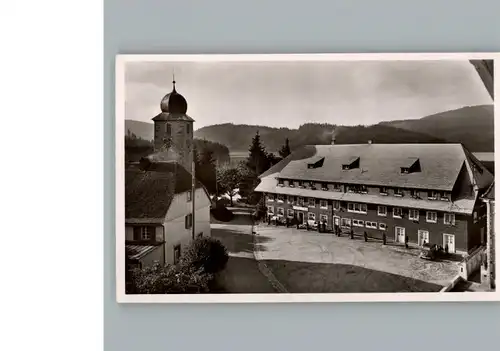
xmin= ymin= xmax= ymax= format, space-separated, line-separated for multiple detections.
xmin=260 ymin=143 xmax=493 ymax=192
xmin=126 ymin=244 xmax=162 ymax=261
xmin=482 ymin=181 xmax=495 ymax=200
xmin=125 ymin=159 xmax=204 ymax=220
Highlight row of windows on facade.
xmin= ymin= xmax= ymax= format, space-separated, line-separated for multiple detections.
xmin=267 ymin=202 xmax=457 ymax=225
xmin=276 ymin=179 xmax=450 ymax=201
xmin=131 ymin=214 xmax=194 ymax=241
xmin=267 ymin=207 xmax=389 ymax=231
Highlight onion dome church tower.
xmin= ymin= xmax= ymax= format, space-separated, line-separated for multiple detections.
xmin=152 ymin=78 xmax=195 ymax=171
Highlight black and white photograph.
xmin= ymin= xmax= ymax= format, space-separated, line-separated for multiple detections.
xmin=116 ymin=54 xmax=497 ymax=303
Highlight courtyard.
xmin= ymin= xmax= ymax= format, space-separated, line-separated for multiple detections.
xmin=254 ymin=224 xmax=461 ymax=293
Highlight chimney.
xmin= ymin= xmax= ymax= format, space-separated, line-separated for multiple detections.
xmin=368 ymin=140 xmax=372 ymax=145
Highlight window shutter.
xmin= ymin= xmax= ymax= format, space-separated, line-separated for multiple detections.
xmin=185 ymin=215 xmax=188 ymax=229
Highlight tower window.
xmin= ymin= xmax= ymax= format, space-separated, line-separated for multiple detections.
xmin=186 ymin=124 xmax=191 ymax=134
xmin=167 ymin=123 xmax=172 ymax=136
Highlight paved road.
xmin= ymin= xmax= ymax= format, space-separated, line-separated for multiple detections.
xmin=211 ymin=208 xmax=276 ymax=293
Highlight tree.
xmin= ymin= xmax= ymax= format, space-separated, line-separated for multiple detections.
xmin=278 ymin=138 xmax=291 ymax=158
xmin=266 ymin=152 xmax=282 ymax=166
xmin=246 ymin=131 xmax=270 ymax=175
xmin=180 ymin=237 xmax=229 ymax=274
xmin=195 ymin=147 xmax=217 ymax=195
xmin=216 ymin=165 xmax=242 ymax=206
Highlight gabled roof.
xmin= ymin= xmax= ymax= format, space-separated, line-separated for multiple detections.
xmin=261 ymin=143 xmax=493 ymax=191
xmin=482 ymin=181 xmax=495 ymax=200
xmin=125 ymin=159 xmax=204 ymax=220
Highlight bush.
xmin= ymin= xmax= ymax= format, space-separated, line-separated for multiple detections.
xmin=180 ymin=237 xmax=229 ymax=274
xmin=129 ymin=262 xmax=213 ymax=294
xmin=211 ymin=203 xmax=234 ymax=222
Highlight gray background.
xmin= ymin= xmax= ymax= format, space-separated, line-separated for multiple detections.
xmin=104 ymin=1 xmax=500 ymax=350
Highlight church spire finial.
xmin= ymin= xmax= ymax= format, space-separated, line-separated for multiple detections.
xmin=172 ymin=70 xmax=176 ymax=92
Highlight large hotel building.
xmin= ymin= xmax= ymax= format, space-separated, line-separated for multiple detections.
xmin=255 ymin=141 xmax=494 ymax=256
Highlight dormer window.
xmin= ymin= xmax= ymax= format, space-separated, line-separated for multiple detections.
xmin=333 ymin=183 xmax=341 ymax=191
xmin=380 ymin=187 xmax=388 ymax=195
xmin=278 ymin=179 xmax=284 ymax=187
xmin=400 ymin=158 xmax=421 ymax=174
xmin=410 ymin=189 xmax=419 ymax=198
xmin=298 ymin=181 xmax=304 ymax=188
xmin=307 ymin=156 xmax=325 ymax=169
xmin=342 ymin=156 xmax=360 ymax=170
xmin=321 ymin=183 xmax=328 ymax=191
xmin=309 ymin=181 xmax=316 ymax=190
xmin=394 ymin=188 xmax=403 ymax=197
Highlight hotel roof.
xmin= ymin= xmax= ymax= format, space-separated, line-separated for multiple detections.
xmin=255 ymin=143 xmax=494 ymax=214
xmin=259 ymin=143 xmax=492 ymax=191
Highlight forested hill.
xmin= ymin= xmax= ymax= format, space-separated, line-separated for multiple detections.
xmin=193 ymin=105 xmax=493 ymax=152
xmin=378 ymin=105 xmax=494 ymax=152
xmin=193 ymin=123 xmax=446 ymax=152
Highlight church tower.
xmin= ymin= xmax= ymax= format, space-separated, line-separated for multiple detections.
xmin=152 ymin=79 xmax=194 ymax=171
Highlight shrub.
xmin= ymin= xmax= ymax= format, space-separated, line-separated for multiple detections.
xmin=211 ymin=204 xmax=234 ymax=222
xmin=130 ymin=262 xmax=213 ymax=294
xmin=180 ymin=237 xmax=229 ymax=274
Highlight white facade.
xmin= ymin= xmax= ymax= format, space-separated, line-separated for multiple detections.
xmin=125 ymin=186 xmax=211 ymax=266
xmin=163 ymin=187 xmax=211 ymax=264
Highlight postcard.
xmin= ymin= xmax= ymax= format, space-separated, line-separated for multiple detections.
xmin=116 ymin=53 xmax=498 ymax=303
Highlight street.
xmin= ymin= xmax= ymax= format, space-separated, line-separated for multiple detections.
xmin=211 ymin=208 xmax=277 ymax=293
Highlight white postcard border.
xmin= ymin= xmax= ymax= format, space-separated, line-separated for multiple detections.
xmin=115 ymin=52 xmax=500 ymax=303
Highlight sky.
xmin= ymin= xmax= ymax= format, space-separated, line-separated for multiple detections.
xmin=124 ymin=59 xmax=493 ymax=130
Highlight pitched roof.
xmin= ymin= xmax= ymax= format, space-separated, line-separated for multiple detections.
xmin=125 ymin=160 xmax=204 ymax=220
xmin=261 ymin=143 xmax=492 ymax=191
xmin=126 ymin=244 xmax=162 ymax=261
xmin=482 ymin=181 xmax=495 ymax=200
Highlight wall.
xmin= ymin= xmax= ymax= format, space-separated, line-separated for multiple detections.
xmin=467 ymin=201 xmax=488 ymax=251
xmin=154 ymin=119 xmax=193 ymax=172
xmin=460 ymin=246 xmax=485 ymax=280
xmin=164 ymin=187 xmax=211 ymax=264
xmin=139 ymin=246 xmax=165 ymax=268
xmin=266 ymin=194 xmax=470 ymax=252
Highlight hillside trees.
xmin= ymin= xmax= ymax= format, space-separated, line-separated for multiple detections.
xmin=195 ymin=147 xmax=217 ymax=195
xmin=278 ymin=138 xmax=291 ymax=158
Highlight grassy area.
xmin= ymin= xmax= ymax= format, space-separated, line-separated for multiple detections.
xmin=264 ymin=260 xmax=442 ymax=293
